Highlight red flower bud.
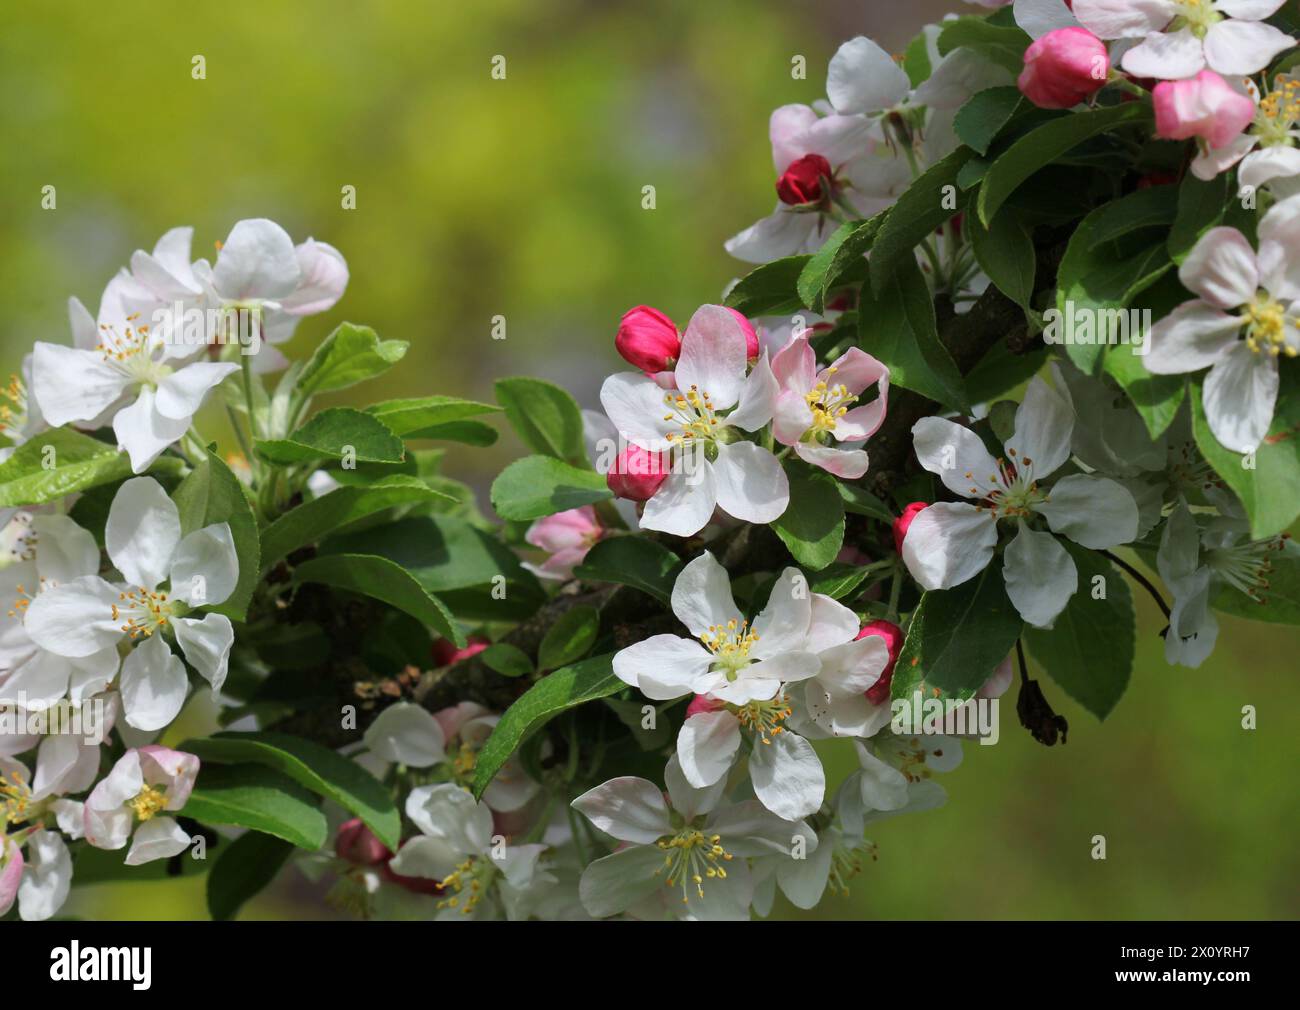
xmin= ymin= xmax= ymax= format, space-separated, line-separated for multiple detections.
xmin=725 ymin=307 xmax=761 ymax=360
xmin=431 ymin=635 xmax=490 ymax=669
xmin=893 ymin=501 xmax=928 ymax=555
xmin=616 ymin=305 xmax=681 ymax=373
xmin=857 ymin=619 xmax=904 ymax=705
xmin=776 ymin=153 xmax=833 ymax=206
xmin=686 ymin=694 xmax=724 ymax=718
xmin=607 ymin=444 xmax=670 ymax=502
xmin=1018 ymin=27 xmax=1109 ymax=110
xmin=335 ymin=818 xmax=392 ymax=866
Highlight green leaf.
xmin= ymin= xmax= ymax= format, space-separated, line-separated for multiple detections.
xmin=73 ymin=842 xmax=207 ymax=884
xmin=1023 ymin=544 xmax=1134 ymax=719
xmin=1214 ymin=539 xmax=1300 ymax=625
xmin=1192 ymin=381 xmax=1300 ymax=539
xmin=365 ymin=395 xmax=501 ymax=435
xmin=180 ymin=762 xmax=327 ymax=850
xmin=538 ymin=605 xmax=600 ymax=671
xmin=954 ymin=86 xmax=1026 ymax=156
xmin=724 ymin=256 xmax=811 ymax=317
xmin=978 ymin=103 xmax=1153 ymax=226
xmin=0 ymin=428 xmax=134 ymax=507
xmin=837 ymin=483 xmax=896 ymax=523
xmin=472 ymin=654 xmax=621 ymax=799
xmin=206 ymin=831 xmax=294 ymax=921
xmin=859 ymin=256 xmax=969 ymax=413
xmin=797 ymin=217 xmax=880 ymax=312
xmin=260 ymin=475 xmax=457 ymax=574
xmin=171 ymin=447 xmax=260 ymax=621
xmin=772 ymin=463 xmax=845 ymax=571
xmin=495 ymin=377 xmax=586 ymax=465
xmin=291 ymin=552 xmax=463 ymax=646
xmin=965 ymin=342 xmax=1050 ymax=404
xmin=256 ymin=408 xmax=405 ymax=466
xmin=937 ymin=16 xmax=1033 ymax=75
xmin=892 ymin=565 xmax=1023 ymax=703
xmin=1168 ymin=171 xmax=1230 ymax=265
xmin=572 ymin=535 xmax=682 ymax=604
xmin=871 ymin=148 xmax=974 ymax=293
xmin=296 ymin=323 xmax=408 ymax=398
xmin=180 ymin=731 xmax=401 ymax=850
xmin=809 ymin=562 xmax=874 ymax=601
xmin=1103 ymin=345 xmax=1186 ymax=440
xmin=400 ymin=419 xmax=498 ymax=446
xmin=970 ymin=209 xmax=1035 ymax=310
xmin=481 ymin=642 xmax=534 ymax=678
xmin=490 ymin=455 xmax=612 ymax=521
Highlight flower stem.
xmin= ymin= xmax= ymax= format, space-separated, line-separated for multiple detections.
xmin=1098 ymin=549 xmax=1171 ymax=619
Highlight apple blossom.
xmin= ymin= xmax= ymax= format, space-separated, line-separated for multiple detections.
xmin=1143 ymin=197 xmax=1300 ymax=452
xmin=1018 ymin=27 xmax=1110 ymax=109
xmin=605 ymin=443 xmax=670 ymax=501
xmin=1154 ymin=69 xmax=1256 ymax=149
xmin=523 ymin=506 xmax=604 ymax=580
xmin=1071 ymin=0 xmax=1295 ymax=79
xmin=1189 ymin=75 xmax=1300 ymax=194
xmin=23 ymin=477 xmax=238 ymax=730
xmin=904 ymin=376 xmax=1140 ymax=627
xmin=84 ymin=745 xmax=199 ymax=865
xmin=600 ymin=305 xmax=787 ymax=536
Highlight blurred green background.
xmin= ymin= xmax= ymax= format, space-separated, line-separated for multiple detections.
xmin=3 ymin=0 xmax=1295 ymax=920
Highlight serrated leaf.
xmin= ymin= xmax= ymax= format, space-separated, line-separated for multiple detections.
xmin=538 ymin=605 xmax=600 ymax=671
xmin=206 ymin=831 xmax=295 ymax=922
xmin=772 ymin=463 xmax=845 ymax=571
xmin=970 ymin=209 xmax=1035 ymax=310
xmin=572 ymin=535 xmax=682 ymax=603
xmin=954 ymin=86 xmax=1026 ymax=156
xmin=495 ymin=377 xmax=586 ymax=465
xmin=1168 ymin=171 xmax=1230 ymax=265
xmin=871 ymin=148 xmax=974 ymax=293
xmin=180 ymin=731 xmax=401 ymax=850
xmin=256 ymin=407 xmax=404 ymax=466
xmin=365 ymin=395 xmax=501 ymax=435
xmin=472 ymin=654 xmax=621 ymax=799
xmin=724 ymin=256 xmax=812 ymax=317
xmin=0 ymin=428 xmax=134 ymax=507
xmin=297 ymin=322 xmax=408 ymax=397
xmin=490 ymin=455 xmax=612 ymax=521
xmin=180 ymin=762 xmax=327 ymax=850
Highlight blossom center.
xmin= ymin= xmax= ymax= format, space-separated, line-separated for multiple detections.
xmin=1241 ymin=296 xmax=1296 ymax=356
xmin=827 ymin=838 xmax=876 ymax=897
xmin=112 ymin=587 xmax=180 ymax=639
xmin=436 ymin=857 xmax=490 ymax=916
xmin=655 ymin=828 xmax=732 ymax=904
xmin=1172 ymin=0 xmax=1221 ymax=38
xmin=734 ymin=694 xmax=792 ymax=744
xmin=1 ymin=769 xmax=32 ymax=826
xmin=0 ymin=373 xmax=29 ymax=441
xmin=700 ymin=619 xmax=759 ymax=678
xmin=663 ymin=385 xmax=722 ymax=447
xmin=1205 ymin=534 xmax=1289 ymax=603
xmin=128 ymin=784 xmax=168 ymax=822
xmin=1255 ymin=78 xmax=1300 ymax=147
xmin=968 ymin=449 xmax=1047 ymax=519
xmin=803 ymin=367 xmax=857 ymax=437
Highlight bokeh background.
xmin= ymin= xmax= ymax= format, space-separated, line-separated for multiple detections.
xmin=2 ymin=0 xmax=1295 ymax=920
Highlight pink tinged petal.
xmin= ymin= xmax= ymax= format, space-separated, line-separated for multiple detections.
xmin=1013 ymin=0 xmax=1084 ymax=38
xmin=676 ymin=305 xmax=749 ymax=411
xmin=727 ymin=352 xmax=779 ymax=432
xmin=749 ymin=731 xmax=825 ymax=821
xmin=664 ymin=753 xmax=727 ymax=821
xmin=612 ymin=634 xmax=714 ymax=701
xmin=794 ymin=442 xmax=870 ymax=479
xmin=106 ymin=476 xmax=182 ymax=589
xmin=84 ymin=750 xmax=143 ymax=849
xmin=833 ymin=402 xmax=887 ymax=442
xmin=799 ymin=113 xmax=877 ymax=166
xmin=901 ymin=502 xmax=999 ymax=590
xmin=827 ymin=345 xmax=889 ymax=399
xmin=1203 ymin=342 xmax=1279 ymax=453
xmin=279 ymin=239 xmax=348 ymax=315
xmin=570 ymin=777 xmax=671 ymax=844
xmin=1257 ymin=194 xmax=1300 ymax=299
xmin=1008 ymin=375 xmax=1075 ymax=480
xmin=1144 ymin=301 xmax=1241 ymax=373
xmin=1179 ymin=227 xmax=1258 ymax=308
xmin=676 ymin=711 xmax=742 ymax=788
xmin=1002 ymin=524 xmax=1078 ymax=628
xmin=711 ymin=440 xmax=790 ymax=525
xmin=23 ymin=576 xmax=123 ymax=659
xmin=826 ymin=36 xmax=911 ymax=115
xmin=670 ymin=551 xmax=743 ymax=637
xmin=912 ymin=416 xmax=1001 ymax=498
xmin=119 ymin=632 xmax=189 ymax=732
xmin=212 ymin=218 xmax=300 ymax=301
xmin=1038 ymin=473 xmax=1140 ymax=548
xmin=853 ymin=741 xmax=910 ymax=811
xmin=525 ymin=507 xmax=600 ymax=553
xmin=771 ymin=332 xmax=817 ymax=392
xmin=154 ymin=362 xmax=239 ymax=421
xmin=639 ymin=464 xmax=718 ymax=537
xmin=773 ymin=389 xmax=816 ymax=446
xmin=169 ymin=522 xmax=239 ymax=606
xmin=578 ymin=845 xmax=671 ymax=919
xmin=1203 ymin=19 xmax=1294 ymax=76
xmin=0 ymin=840 xmax=24 ymax=917
xmin=136 ymin=745 xmax=199 ymax=807
xmin=769 ymin=104 xmax=821 ymax=170
xmin=1121 ymin=28 xmax=1206 ymax=80
xmin=124 ymin=816 xmax=191 ymax=865
xmin=31 ymin=342 xmax=130 ymax=427
xmin=598 ymin=371 xmax=677 ymax=451
xmin=1239 ymin=146 xmax=1300 ymax=192
xmin=29 ymin=514 xmax=99 ymax=583
xmin=112 ymin=387 xmax=190 ymax=474
xmin=363 ymin=702 xmax=447 ymax=768
xmin=17 ymin=829 xmax=71 ymax=921
xmin=724 ymin=207 xmax=822 ymax=264
xmin=1071 ymin=0 xmax=1175 ymax=37
xmin=172 ymin=613 xmax=234 ymax=692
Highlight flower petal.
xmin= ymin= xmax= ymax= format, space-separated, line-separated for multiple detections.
xmin=29 ymin=514 xmax=99 ymax=584
xmin=1179 ymin=227 xmax=1258 ymax=308
xmin=711 ymin=440 xmax=790 ymax=525
xmin=639 ymin=463 xmax=718 ymax=537
xmin=827 ymin=36 xmax=911 ymax=115
xmin=571 ymin=777 xmax=671 ymax=844
xmin=612 ymin=634 xmax=714 ymax=701
xmin=751 ymin=567 xmax=813 ymax=658
xmin=23 ymin=575 xmax=123 ymax=659
xmin=31 ymin=342 xmax=130 ymax=428
xmin=853 ymin=741 xmax=911 ymax=811
xmin=912 ymin=416 xmax=1000 ymax=498
xmin=676 ymin=711 xmax=742 ymax=788
xmin=578 ymin=845 xmax=669 ymax=919
xmin=1071 ymin=0 xmax=1175 ymax=38
xmin=124 ymin=816 xmax=191 ymax=865
xmin=169 ymin=522 xmax=239 ymax=607
xmin=17 ymin=829 xmax=71 ymax=921
xmin=599 ymin=371 xmax=676 ymax=451
xmin=793 ymin=442 xmax=870 ymax=479
xmin=106 ymin=476 xmax=182 ymax=590
xmin=1204 ymin=19 xmax=1294 ymax=76
xmin=1203 ymin=341 xmax=1279 ymax=452
xmin=111 ymin=387 xmax=191 ymax=474
xmin=212 ymin=219 xmax=300 ymax=301
xmin=1143 ymin=301 xmax=1242 ymax=374
xmin=173 ymin=613 xmax=234 ymax=692
xmin=363 ymin=702 xmax=447 ymax=768
xmin=901 ymin=502 xmax=998 ymax=590
xmin=670 ymin=552 xmax=743 ymax=638
xmin=676 ymin=305 xmax=748 ymax=411
xmin=749 ymin=731 xmax=825 ymax=821
xmin=1008 ymin=375 xmax=1075 ymax=480
xmin=154 ymin=362 xmax=239 ymax=421
xmin=1038 ymin=473 xmax=1140 ymax=548
xmin=1121 ymin=28 xmax=1207 ymax=80
xmin=1003 ymin=524 xmax=1078 ymax=628
xmin=727 ymin=352 xmax=778 ymax=432
xmin=119 ymin=632 xmax=189 ymax=732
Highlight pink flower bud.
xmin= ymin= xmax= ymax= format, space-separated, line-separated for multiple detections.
xmin=857 ymin=619 xmax=904 ymax=705
xmin=1154 ymin=70 xmax=1255 ymax=150
xmin=1018 ymin=28 xmax=1109 ymax=110
xmin=725 ymin=307 xmax=761 ymax=360
xmin=431 ymin=635 xmax=489 ymax=668
xmin=893 ymin=502 xmax=928 ymax=555
xmin=616 ymin=306 xmax=681 ymax=373
xmin=607 ymin=444 xmax=670 ymax=502
xmin=335 ymin=818 xmax=392 ymax=866
xmin=776 ymin=153 xmax=833 ymax=205
xmin=686 ymin=694 xmax=724 ymax=718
